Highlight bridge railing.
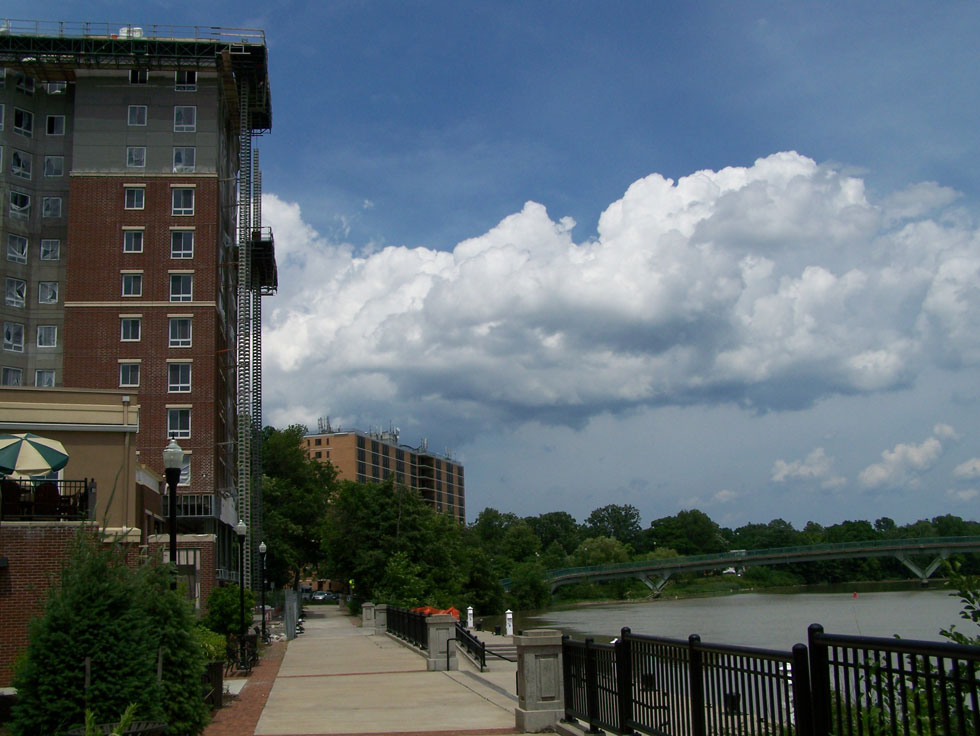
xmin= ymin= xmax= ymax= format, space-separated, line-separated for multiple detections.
xmin=562 ymin=624 xmax=980 ymax=736
xmin=386 ymin=606 xmax=428 ymax=650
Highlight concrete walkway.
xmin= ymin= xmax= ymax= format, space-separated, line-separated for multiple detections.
xmin=251 ymin=605 xmax=525 ymax=736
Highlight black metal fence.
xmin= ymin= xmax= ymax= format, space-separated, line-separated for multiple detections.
xmin=563 ymin=625 xmax=979 ymax=736
xmin=387 ymin=606 xmax=429 ymax=650
xmin=455 ymin=621 xmax=487 ymax=670
xmin=1 ymin=477 xmax=93 ymax=521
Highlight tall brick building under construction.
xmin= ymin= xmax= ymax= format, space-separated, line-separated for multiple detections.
xmin=0 ymin=21 xmax=277 ymax=593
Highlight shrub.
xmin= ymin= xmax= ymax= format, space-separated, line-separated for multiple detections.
xmin=202 ymin=584 xmax=256 ymax=639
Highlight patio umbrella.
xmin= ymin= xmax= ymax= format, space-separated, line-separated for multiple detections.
xmin=0 ymin=433 xmax=69 ymax=476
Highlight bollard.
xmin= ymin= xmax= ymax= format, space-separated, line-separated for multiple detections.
xmin=515 ymin=629 xmax=564 ymax=732
xmin=505 ymin=609 xmax=514 ymax=636
xmin=467 ymin=605 xmax=474 ymax=629
xmin=361 ymin=601 xmax=376 ymax=628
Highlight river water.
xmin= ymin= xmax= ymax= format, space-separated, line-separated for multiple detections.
xmin=507 ymin=585 xmax=964 ymax=650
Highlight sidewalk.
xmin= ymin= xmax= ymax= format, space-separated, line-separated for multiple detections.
xmin=207 ymin=605 xmax=527 ymax=736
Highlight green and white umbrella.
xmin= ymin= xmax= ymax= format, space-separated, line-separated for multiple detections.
xmin=0 ymin=433 xmax=70 ymax=476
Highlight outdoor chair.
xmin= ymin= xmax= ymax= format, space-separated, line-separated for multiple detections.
xmin=33 ymin=482 xmax=60 ymax=518
xmin=1 ymin=479 xmax=23 ymax=519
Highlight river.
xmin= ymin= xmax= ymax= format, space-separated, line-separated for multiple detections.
xmin=503 ymin=584 xmax=965 ymax=650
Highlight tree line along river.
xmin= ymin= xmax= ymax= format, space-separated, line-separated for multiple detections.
xmin=503 ymin=583 xmax=963 ymax=650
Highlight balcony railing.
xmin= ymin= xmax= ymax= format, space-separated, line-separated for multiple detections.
xmin=1 ymin=477 xmax=94 ymax=522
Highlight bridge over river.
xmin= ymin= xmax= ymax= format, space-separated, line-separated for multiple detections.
xmin=501 ymin=535 xmax=980 ymax=593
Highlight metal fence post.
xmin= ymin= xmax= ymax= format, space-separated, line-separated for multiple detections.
xmin=616 ymin=627 xmax=634 ymax=735
xmin=791 ymin=642 xmax=814 ymax=736
xmin=584 ymin=637 xmax=601 ymax=733
xmin=807 ymin=624 xmax=830 ymax=736
xmin=688 ymin=634 xmax=706 ymax=736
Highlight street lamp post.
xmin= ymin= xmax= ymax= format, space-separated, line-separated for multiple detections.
xmin=259 ymin=541 xmax=267 ymax=643
xmin=162 ymin=438 xmax=184 ymax=589
xmin=236 ymin=518 xmax=247 ymax=669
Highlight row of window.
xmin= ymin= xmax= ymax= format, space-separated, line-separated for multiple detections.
xmin=5 ymin=235 xmax=60 ymax=263
xmin=120 ymin=273 xmax=195 ymax=300
xmin=7 ymin=191 xmax=62 ymax=219
xmin=4 ymin=278 xmax=59 ymax=307
xmin=123 ymin=230 xmax=194 ymax=257
xmin=3 ymin=322 xmax=57 ymax=351
xmin=117 ymin=362 xmax=192 ymax=392
xmin=6 ymin=149 xmax=66 ymax=179
xmin=129 ymin=69 xmax=198 ymax=91
xmin=121 ymin=316 xmax=192 ymax=347
xmin=124 ymin=146 xmax=197 ymax=172
xmin=3 ymin=72 xmax=67 ymax=96
xmin=124 ymin=187 xmax=195 ymax=215
xmin=1 ymin=366 xmax=54 ymax=387
xmin=127 ymin=105 xmax=198 ymax=131
xmin=0 ymin=105 xmax=66 ymax=138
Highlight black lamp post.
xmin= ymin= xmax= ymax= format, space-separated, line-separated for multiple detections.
xmin=259 ymin=541 xmax=267 ymax=643
xmin=163 ymin=438 xmax=184 ymax=589
xmin=235 ymin=518 xmax=247 ymax=668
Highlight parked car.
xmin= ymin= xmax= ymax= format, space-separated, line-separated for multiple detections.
xmin=313 ymin=590 xmax=328 ymax=601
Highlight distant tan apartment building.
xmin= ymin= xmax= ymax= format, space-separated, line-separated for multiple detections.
xmin=304 ymin=427 xmax=465 ymax=523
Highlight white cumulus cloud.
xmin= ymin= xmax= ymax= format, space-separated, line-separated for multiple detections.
xmin=771 ymin=448 xmax=846 ymax=489
xmin=857 ymin=425 xmax=956 ymax=490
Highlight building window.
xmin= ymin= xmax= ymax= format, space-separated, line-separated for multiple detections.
xmin=128 ymin=105 xmax=147 ymax=126
xmin=0 ymin=103 xmax=4 ymax=130
xmin=127 ymin=147 xmax=146 ymax=168
xmin=46 ymin=115 xmax=65 ymax=135
xmin=168 ymin=363 xmax=191 ymax=392
xmin=3 ymin=322 xmax=24 ymax=352
xmin=169 ymin=318 xmax=191 ymax=347
xmin=172 ymin=188 xmax=194 ymax=216
xmin=13 ymin=108 xmax=32 ymax=137
xmin=35 ymin=369 xmax=55 ymax=387
xmin=38 ymin=281 xmax=59 ymax=304
xmin=124 ymin=187 xmax=145 ymax=210
xmin=5 ymin=278 xmax=26 ymax=308
xmin=10 ymin=191 xmax=30 ymax=218
xmin=2 ymin=367 xmax=23 ymax=386
xmin=173 ymin=147 xmax=195 ymax=173
xmin=179 ymin=456 xmax=191 ymax=485
xmin=7 ymin=235 xmax=28 ymax=264
xmin=130 ymin=69 xmax=148 ymax=84
xmin=45 ymin=81 xmax=66 ymax=94
xmin=123 ymin=231 xmax=144 ymax=253
xmin=168 ymin=408 xmax=191 ymax=439
xmin=170 ymin=274 xmax=193 ymax=302
xmin=44 ymin=155 xmax=64 ymax=177
xmin=40 ymin=239 xmax=60 ymax=261
xmin=120 ymin=317 xmax=141 ymax=341
xmin=42 ymin=197 xmax=62 ymax=218
xmin=173 ymin=106 xmax=197 ymax=132
xmin=16 ymin=75 xmax=35 ymax=94
xmin=171 ymin=231 xmax=194 ymax=258
xmin=175 ymin=70 xmax=197 ymax=92
xmin=37 ymin=325 xmax=57 ymax=348
xmin=122 ymin=273 xmax=142 ymax=297
xmin=119 ymin=363 xmax=140 ymax=387
xmin=11 ymin=150 xmax=31 ymax=179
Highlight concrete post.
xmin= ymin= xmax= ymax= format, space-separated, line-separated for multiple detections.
xmin=375 ymin=603 xmax=388 ymax=633
xmin=467 ymin=605 xmax=474 ymax=628
xmin=361 ymin=601 xmax=376 ymax=628
xmin=515 ymin=629 xmax=565 ymax=733
xmin=425 ymin=614 xmax=458 ymax=671
xmin=505 ymin=609 xmax=514 ymax=636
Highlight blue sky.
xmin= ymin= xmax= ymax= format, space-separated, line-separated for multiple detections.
xmin=27 ymin=2 xmax=980 ymax=529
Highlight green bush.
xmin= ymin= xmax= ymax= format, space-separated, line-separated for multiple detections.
xmin=202 ymin=584 xmax=256 ymax=639
xmin=194 ymin=626 xmax=227 ymax=662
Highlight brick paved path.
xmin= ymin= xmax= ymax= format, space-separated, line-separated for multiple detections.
xmin=204 ymin=640 xmax=286 ymax=736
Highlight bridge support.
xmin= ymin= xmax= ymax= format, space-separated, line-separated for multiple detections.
xmin=895 ymin=551 xmax=949 ymax=583
xmin=639 ymin=572 xmax=672 ymax=592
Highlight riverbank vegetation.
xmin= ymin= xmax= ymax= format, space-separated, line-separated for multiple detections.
xmin=262 ymin=424 xmax=980 ymax=615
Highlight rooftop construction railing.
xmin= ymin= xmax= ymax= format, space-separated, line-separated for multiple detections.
xmin=0 ymin=18 xmax=265 ymax=44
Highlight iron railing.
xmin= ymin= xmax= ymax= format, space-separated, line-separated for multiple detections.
xmin=387 ymin=606 xmax=428 ymax=650
xmin=563 ymin=625 xmax=979 ymax=736
xmin=1 ymin=477 xmax=93 ymax=521
xmin=455 ymin=621 xmax=487 ymax=670
xmin=808 ymin=624 xmax=979 ymax=736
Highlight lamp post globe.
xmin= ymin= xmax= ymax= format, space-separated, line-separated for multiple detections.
xmin=236 ymin=519 xmax=247 ymax=668
xmin=162 ymin=438 xmax=184 ymax=578
xmin=258 ymin=541 xmax=267 ymax=642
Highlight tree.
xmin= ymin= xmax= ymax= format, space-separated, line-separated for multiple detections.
xmin=202 ymin=584 xmax=256 ymax=639
xmin=585 ymin=504 xmax=642 ymax=549
xmin=526 ymin=511 xmax=582 ymax=554
xmin=646 ymin=509 xmax=727 ymax=555
xmin=262 ymin=424 xmax=337 ymax=588
xmin=571 ymin=536 xmax=631 ymax=567
xmin=501 ymin=521 xmax=542 ymax=566
xmin=507 ymin=561 xmax=550 ymax=611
